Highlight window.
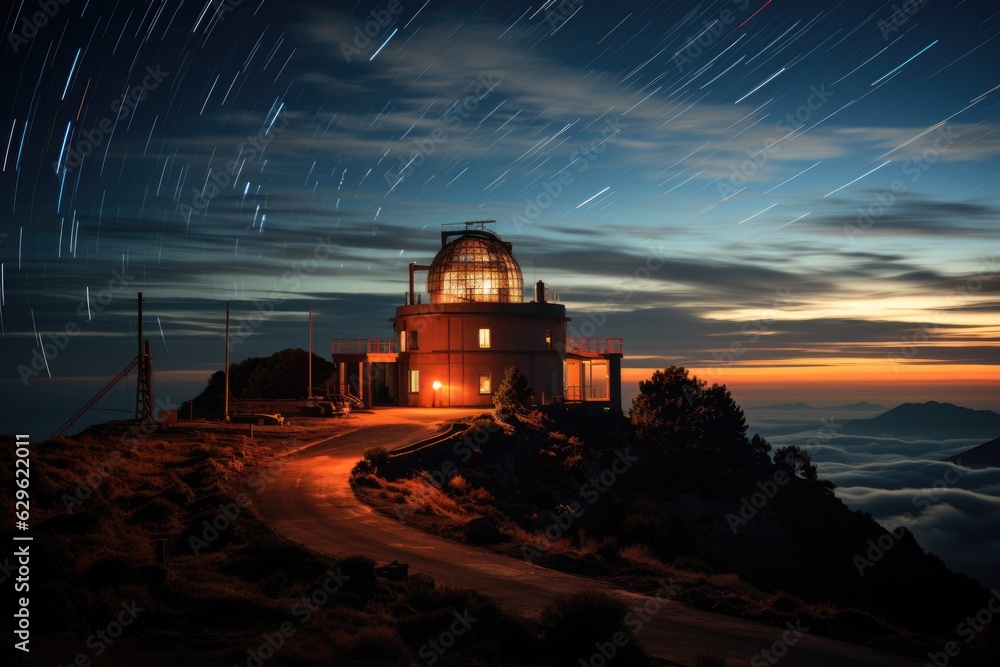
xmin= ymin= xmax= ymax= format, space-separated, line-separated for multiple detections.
xmin=411 ymin=330 xmax=419 ymax=350
xmin=478 ymin=328 xmax=491 ymax=348
xmin=545 ymin=329 xmax=552 ymax=351
xmin=399 ymin=330 xmax=407 ymax=352
xmin=408 ymin=370 xmax=419 ymax=393
xmin=479 ymin=373 xmax=492 ymax=394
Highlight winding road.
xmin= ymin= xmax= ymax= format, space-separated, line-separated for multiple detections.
xmin=256 ymin=408 xmax=922 ymax=667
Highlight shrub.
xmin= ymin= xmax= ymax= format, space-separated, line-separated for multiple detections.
xmin=493 ymin=366 xmax=532 ymax=414
xmin=362 ymin=446 xmax=391 ymax=473
xmin=447 ymin=474 xmax=468 ymax=494
xmin=672 ymin=556 xmax=714 ymax=574
xmin=540 ymin=590 xmax=649 ymax=666
xmin=337 ymin=554 xmax=377 ymax=594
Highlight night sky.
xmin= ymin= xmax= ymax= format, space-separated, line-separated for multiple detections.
xmin=2 ymin=0 xmax=999 ymax=433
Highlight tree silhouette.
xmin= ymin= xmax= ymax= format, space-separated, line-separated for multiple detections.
xmin=191 ymin=348 xmax=336 ymax=410
xmin=630 ymin=366 xmax=751 ymax=467
xmin=774 ymin=445 xmax=818 ymax=481
xmin=493 ymin=365 xmax=532 ymax=414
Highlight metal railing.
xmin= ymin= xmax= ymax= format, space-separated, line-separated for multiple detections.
xmin=564 ymin=385 xmax=610 ymax=401
xmin=404 ymin=292 xmax=432 ymax=305
xmin=331 ymin=338 xmax=399 ymax=354
xmin=565 ymin=337 xmax=622 ymax=355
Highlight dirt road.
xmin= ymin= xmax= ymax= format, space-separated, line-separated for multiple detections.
xmin=256 ymin=408 xmax=921 ymax=667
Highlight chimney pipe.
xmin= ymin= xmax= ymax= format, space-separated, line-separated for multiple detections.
xmin=535 ymin=280 xmax=545 ymax=303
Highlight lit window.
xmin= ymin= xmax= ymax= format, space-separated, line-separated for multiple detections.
xmin=408 ymin=370 xmax=419 ymax=393
xmin=545 ymin=329 xmax=552 ymax=351
xmin=478 ymin=328 xmax=491 ymax=348
xmin=399 ymin=330 xmax=407 ymax=352
xmin=479 ymin=373 xmax=492 ymax=394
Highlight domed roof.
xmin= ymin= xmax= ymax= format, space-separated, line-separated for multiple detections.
xmin=427 ymin=230 xmax=523 ymax=304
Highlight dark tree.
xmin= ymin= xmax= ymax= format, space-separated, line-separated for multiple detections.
xmin=493 ymin=365 xmax=532 ymax=414
xmin=630 ymin=366 xmax=751 ymax=467
xmin=774 ymin=445 xmax=819 ymax=481
xmin=748 ymin=433 xmax=772 ymax=464
xmin=190 ymin=348 xmax=336 ymax=410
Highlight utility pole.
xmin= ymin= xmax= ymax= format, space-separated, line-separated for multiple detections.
xmin=224 ymin=302 xmax=230 ymax=421
xmin=308 ymin=304 xmax=313 ymax=399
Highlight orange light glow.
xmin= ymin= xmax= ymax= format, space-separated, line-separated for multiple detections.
xmin=622 ymin=362 xmax=1000 ymax=410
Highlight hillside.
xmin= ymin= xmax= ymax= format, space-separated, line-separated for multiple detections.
xmin=3 ymin=421 xmax=656 ymax=667
xmin=352 ymin=368 xmax=998 ymax=663
xmin=842 ymin=401 xmax=1000 ymax=438
xmin=948 ymin=435 xmax=1000 ymax=468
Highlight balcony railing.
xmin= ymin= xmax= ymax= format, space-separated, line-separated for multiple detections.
xmin=331 ymin=338 xmax=399 ymax=354
xmin=404 ymin=292 xmax=432 ymax=305
xmin=564 ymin=385 xmax=610 ymax=401
xmin=565 ymin=337 xmax=622 ymax=355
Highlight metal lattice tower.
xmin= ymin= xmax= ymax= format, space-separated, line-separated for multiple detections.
xmin=135 ymin=293 xmax=154 ymax=422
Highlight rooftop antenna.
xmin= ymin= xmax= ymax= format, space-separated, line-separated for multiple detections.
xmin=307 ymin=304 xmax=313 ymax=399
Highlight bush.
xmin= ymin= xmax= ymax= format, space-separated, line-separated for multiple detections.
xmin=540 ymin=590 xmax=649 ymax=666
xmin=448 ymin=474 xmax=468 ymax=494
xmin=493 ymin=366 xmax=532 ymax=415
xmin=362 ymin=446 xmax=391 ymax=473
xmin=672 ymin=556 xmax=714 ymax=574
xmin=337 ymin=554 xmax=377 ymax=593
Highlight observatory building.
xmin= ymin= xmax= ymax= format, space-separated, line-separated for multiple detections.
xmin=331 ymin=221 xmax=622 ymax=411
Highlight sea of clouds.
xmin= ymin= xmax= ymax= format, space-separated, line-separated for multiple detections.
xmin=747 ymin=406 xmax=1000 ymax=590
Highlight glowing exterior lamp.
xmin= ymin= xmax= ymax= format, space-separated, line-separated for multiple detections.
xmin=432 ymin=380 xmax=442 ymax=407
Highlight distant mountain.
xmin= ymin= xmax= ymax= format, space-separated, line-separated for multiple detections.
xmin=755 ymin=402 xmax=813 ymax=409
xmin=948 ymin=436 xmax=1000 ymax=468
xmin=752 ymin=401 xmax=886 ymax=411
xmin=843 ymin=401 xmax=1000 ymax=439
xmin=835 ymin=401 xmax=887 ymax=411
